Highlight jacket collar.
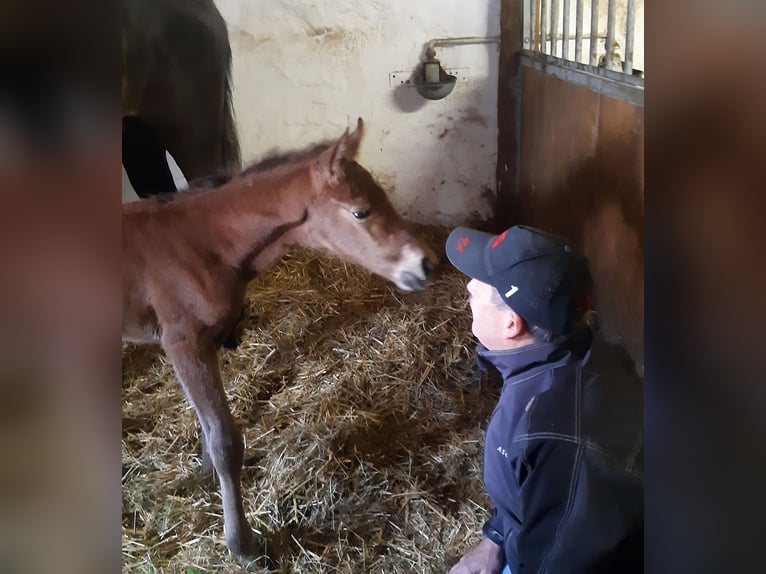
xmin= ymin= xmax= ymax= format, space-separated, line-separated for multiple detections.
xmin=477 ymin=327 xmax=593 ymax=384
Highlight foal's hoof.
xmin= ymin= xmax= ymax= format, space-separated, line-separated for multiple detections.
xmin=227 ymin=531 xmax=263 ymax=559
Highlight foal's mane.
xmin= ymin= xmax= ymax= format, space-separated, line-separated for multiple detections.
xmin=179 ymin=140 xmax=334 ymax=195
xmin=154 ymin=140 xmax=334 ymax=203
xmin=240 ymin=141 xmax=331 ymax=176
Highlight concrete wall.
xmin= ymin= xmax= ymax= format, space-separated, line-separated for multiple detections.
xmin=214 ymin=0 xmax=501 ymax=225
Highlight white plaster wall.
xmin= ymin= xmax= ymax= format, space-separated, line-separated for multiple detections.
xmin=214 ymin=0 xmax=501 ymax=225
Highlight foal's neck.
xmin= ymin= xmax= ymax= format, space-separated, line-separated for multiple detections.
xmin=205 ymin=168 xmax=313 ymax=277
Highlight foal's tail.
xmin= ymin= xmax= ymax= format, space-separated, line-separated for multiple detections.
xmin=221 ymin=43 xmax=241 ymax=173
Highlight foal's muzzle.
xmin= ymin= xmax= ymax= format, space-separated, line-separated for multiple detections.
xmin=399 ymin=270 xmax=428 ymax=292
xmin=393 ymin=246 xmax=437 ymax=292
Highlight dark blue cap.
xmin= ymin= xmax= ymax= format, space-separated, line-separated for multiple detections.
xmin=446 ymin=225 xmax=593 ymax=334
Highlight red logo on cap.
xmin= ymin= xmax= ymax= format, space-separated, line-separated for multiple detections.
xmin=456 ymin=237 xmax=470 ymax=252
xmin=491 ymin=230 xmax=507 ymax=249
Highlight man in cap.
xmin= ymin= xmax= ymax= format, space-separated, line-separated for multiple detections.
xmin=445 ymin=225 xmax=643 ymax=574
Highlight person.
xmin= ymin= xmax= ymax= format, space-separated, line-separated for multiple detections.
xmin=445 ymin=224 xmax=644 ymax=574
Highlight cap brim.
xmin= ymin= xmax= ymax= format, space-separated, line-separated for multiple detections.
xmin=445 ymin=227 xmax=494 ymax=283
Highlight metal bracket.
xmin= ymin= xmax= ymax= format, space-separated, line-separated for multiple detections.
xmin=388 ymin=67 xmax=470 ymax=88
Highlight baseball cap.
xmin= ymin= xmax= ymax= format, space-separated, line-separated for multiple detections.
xmin=446 ymin=225 xmax=594 ymax=334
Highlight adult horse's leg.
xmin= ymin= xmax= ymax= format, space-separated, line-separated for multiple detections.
xmin=162 ymin=335 xmax=260 ymax=557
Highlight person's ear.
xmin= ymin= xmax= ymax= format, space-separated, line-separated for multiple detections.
xmin=502 ymin=307 xmax=527 ymax=340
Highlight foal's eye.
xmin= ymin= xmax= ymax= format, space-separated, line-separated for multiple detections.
xmin=352 ymin=209 xmax=370 ymax=220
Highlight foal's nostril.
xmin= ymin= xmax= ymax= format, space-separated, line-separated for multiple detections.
xmin=422 ymin=256 xmax=434 ymax=278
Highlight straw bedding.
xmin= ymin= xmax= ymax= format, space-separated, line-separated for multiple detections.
xmin=122 ymin=225 xmax=502 ymax=573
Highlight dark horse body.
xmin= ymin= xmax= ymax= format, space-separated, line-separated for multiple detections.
xmin=122 ymin=0 xmax=240 ymax=197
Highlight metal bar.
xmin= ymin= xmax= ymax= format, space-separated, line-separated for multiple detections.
xmin=623 ymin=0 xmax=636 ymax=74
xmin=540 ymin=0 xmax=549 ymax=54
xmin=550 ymin=0 xmax=560 ymax=57
xmin=589 ymin=0 xmax=599 ymax=66
xmin=562 ymin=0 xmax=571 ymax=60
xmin=523 ymin=0 xmax=532 ymax=50
xmin=604 ymin=0 xmax=616 ymax=68
xmin=531 ymin=0 xmax=539 ymax=51
xmin=522 ymin=49 xmax=644 ymax=87
xmin=520 ymin=50 xmax=644 ymax=107
xmin=575 ymin=0 xmax=584 ymax=63
xmin=428 ymin=36 xmax=502 ymax=49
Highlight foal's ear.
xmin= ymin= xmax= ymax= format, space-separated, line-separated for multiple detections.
xmin=319 ymin=118 xmax=365 ymax=184
xmin=347 ymin=116 xmax=364 ymax=152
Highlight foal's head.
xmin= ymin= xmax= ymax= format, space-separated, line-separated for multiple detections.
xmin=305 ymin=118 xmax=437 ymax=292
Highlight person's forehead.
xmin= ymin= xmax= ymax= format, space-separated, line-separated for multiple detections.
xmin=470 ymin=279 xmax=497 ymax=296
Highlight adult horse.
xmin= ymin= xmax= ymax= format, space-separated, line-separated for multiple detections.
xmin=123 ymin=118 xmax=437 ymax=557
xmin=122 ymin=0 xmax=240 ymax=197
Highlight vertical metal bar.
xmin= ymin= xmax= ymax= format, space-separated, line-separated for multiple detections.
xmin=604 ymin=0 xmax=616 ymax=68
xmin=575 ymin=0 xmax=584 ymax=63
xmin=550 ymin=0 xmax=560 ymax=57
xmin=623 ymin=0 xmax=636 ymax=74
xmin=523 ymin=0 xmax=532 ymax=50
xmin=540 ymin=0 xmax=549 ymax=54
xmin=531 ymin=0 xmax=539 ymax=51
xmin=589 ymin=0 xmax=599 ymax=66
xmin=562 ymin=0 xmax=571 ymax=60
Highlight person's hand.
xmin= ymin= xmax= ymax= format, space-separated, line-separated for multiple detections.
xmin=448 ymin=536 xmax=505 ymax=574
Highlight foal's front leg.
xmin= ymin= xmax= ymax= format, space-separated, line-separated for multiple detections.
xmin=163 ymin=336 xmax=261 ymax=558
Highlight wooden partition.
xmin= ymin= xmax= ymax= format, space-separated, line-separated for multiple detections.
xmin=496 ymin=0 xmax=644 ymax=368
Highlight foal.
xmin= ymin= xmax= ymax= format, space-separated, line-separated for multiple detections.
xmin=122 ymin=118 xmax=437 ymax=557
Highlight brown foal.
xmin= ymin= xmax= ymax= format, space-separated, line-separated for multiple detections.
xmin=122 ymin=118 xmax=437 ymax=557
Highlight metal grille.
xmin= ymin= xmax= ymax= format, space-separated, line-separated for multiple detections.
xmin=523 ymin=0 xmax=643 ymax=77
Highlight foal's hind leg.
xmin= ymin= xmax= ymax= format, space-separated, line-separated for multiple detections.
xmin=163 ymin=337 xmax=261 ymax=558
